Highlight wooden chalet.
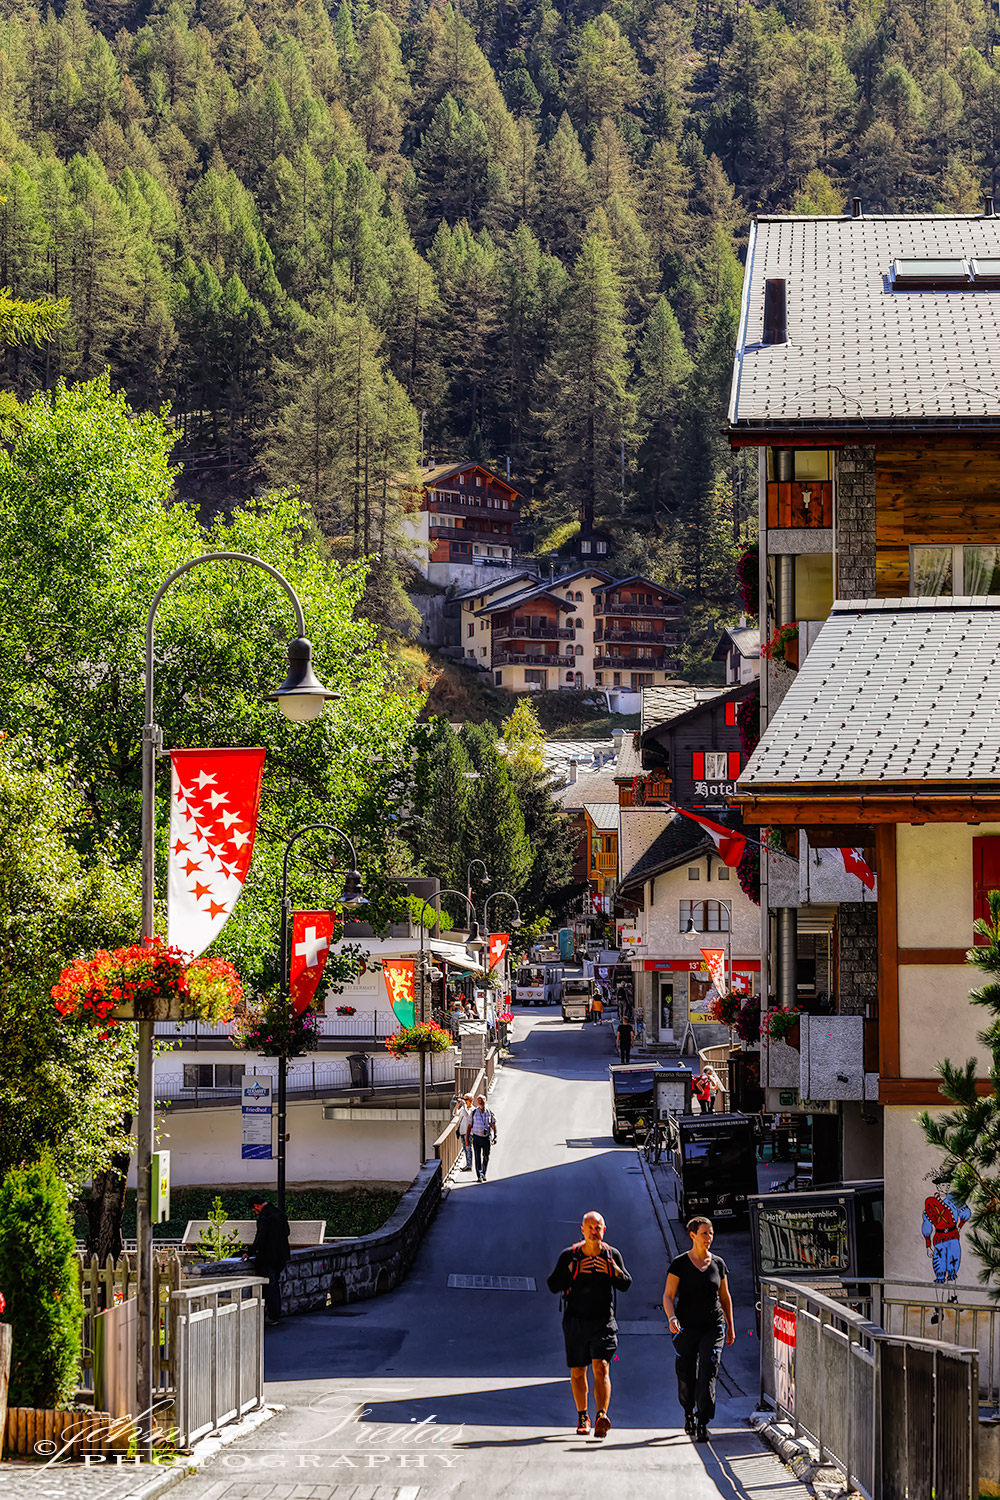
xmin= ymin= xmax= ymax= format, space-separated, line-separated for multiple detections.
xmin=402 ymin=461 xmax=522 ymax=587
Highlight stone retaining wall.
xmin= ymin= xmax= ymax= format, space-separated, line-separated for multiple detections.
xmin=280 ymin=1160 xmax=442 ymax=1314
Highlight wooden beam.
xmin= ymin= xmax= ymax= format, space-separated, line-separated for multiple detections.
xmin=876 ymin=825 xmax=899 ymax=1080
xmin=738 ymin=796 xmax=1000 ymax=825
xmin=880 ymin=1077 xmax=995 ymax=1105
xmin=897 ymin=949 xmax=971 ymax=965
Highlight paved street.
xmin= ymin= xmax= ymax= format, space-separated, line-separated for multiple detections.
xmin=165 ymin=1010 xmax=809 ymax=1500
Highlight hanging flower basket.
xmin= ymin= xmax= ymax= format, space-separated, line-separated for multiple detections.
xmin=763 ymin=623 xmax=799 ymax=668
xmin=335 ymin=1005 xmax=357 ymax=1017
xmin=52 ymin=939 xmax=242 ymax=1026
xmin=765 ymin=1009 xmax=802 ymax=1048
xmin=384 ymin=1020 xmax=453 ymax=1058
xmin=709 ymin=993 xmax=741 ymax=1027
xmin=735 ymin=995 xmax=761 ymax=1046
xmin=233 ymin=998 xmax=319 ymax=1057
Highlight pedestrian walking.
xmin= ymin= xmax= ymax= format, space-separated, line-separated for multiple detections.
xmin=616 ymin=1016 xmax=634 ymax=1065
xmin=693 ymin=1072 xmax=714 ymax=1113
xmin=662 ymin=1217 xmax=735 ymax=1442
xmin=246 ymin=1192 xmax=291 ymax=1325
xmin=547 ymin=1211 xmax=632 ymax=1439
xmin=634 ymin=1011 xmax=644 ymax=1045
xmin=454 ymin=1093 xmax=474 ymax=1172
xmin=466 ymin=1093 xmax=497 ymax=1180
xmin=591 ymin=991 xmax=604 ymax=1025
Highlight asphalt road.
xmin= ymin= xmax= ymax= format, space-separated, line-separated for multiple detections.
xmin=173 ymin=1009 xmax=811 ymax=1500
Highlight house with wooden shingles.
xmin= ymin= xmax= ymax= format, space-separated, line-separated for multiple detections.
xmin=730 ymin=206 xmax=1000 ymax=1273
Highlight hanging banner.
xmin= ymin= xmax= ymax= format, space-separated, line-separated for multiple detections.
xmin=700 ymin=947 xmax=728 ymax=995
xmin=241 ymin=1075 xmax=273 ymax=1160
xmin=382 ymin=958 xmax=416 ymax=1028
xmin=773 ymin=1305 xmax=797 ymax=1414
xmin=488 ymin=933 xmax=509 ymax=971
xmin=167 ymin=748 xmax=266 ymax=959
xmin=290 ymin=910 xmax=336 ymax=1015
xmin=840 ymin=847 xmax=876 ymax=891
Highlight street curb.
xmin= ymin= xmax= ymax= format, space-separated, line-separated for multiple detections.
xmin=110 ymin=1403 xmax=283 ymax=1500
xmin=749 ymin=1411 xmax=856 ymax=1500
xmin=636 ymin=1147 xmax=684 ymax=1257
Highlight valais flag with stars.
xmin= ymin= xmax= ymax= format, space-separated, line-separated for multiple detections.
xmin=167 ymin=748 xmax=267 ymax=959
xmin=290 ymin=911 xmax=336 ymax=1015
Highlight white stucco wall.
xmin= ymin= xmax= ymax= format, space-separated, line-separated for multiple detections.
xmin=884 ymin=1106 xmax=979 ymax=1286
xmin=895 ymin=822 xmax=1000 ymax=949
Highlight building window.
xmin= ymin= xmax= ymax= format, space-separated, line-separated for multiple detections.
xmin=581 ymin=540 xmax=592 ymax=554
xmin=718 ymin=867 xmax=730 ymax=880
xmin=703 ymin=751 xmax=728 ymax=780
xmin=467 ymin=623 xmax=475 ymax=638
xmin=476 ymin=475 xmax=483 ymax=486
xmin=495 ymin=671 xmax=502 ymax=685
xmin=525 ymin=669 xmax=545 ymax=684
xmin=575 ymin=618 xmax=583 ymax=628
xmin=596 ymin=541 xmax=608 ymax=554
xmin=575 ymin=644 xmax=584 ymax=656
xmin=183 ymin=1063 xmax=243 ymax=1089
xmin=613 ymin=673 xmax=621 ymax=686
xmin=679 ymin=900 xmax=730 ymax=933
xmin=911 ymin=545 xmax=1000 ymax=596
xmin=575 ymin=591 xmax=584 ymax=601
xmin=481 ymin=647 xmax=487 ymax=657
xmin=687 ymin=867 xmax=701 ymax=880
xmin=566 ymin=672 xmax=575 ymax=682
xmin=595 ymin=672 xmax=603 ymax=685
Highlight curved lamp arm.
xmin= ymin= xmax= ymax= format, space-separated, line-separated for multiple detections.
xmin=484 ymin=890 xmax=521 ymax=929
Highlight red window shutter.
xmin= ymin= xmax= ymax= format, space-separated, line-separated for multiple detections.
xmin=692 ymin=752 xmax=705 ymax=780
xmin=728 ymin=752 xmax=741 ymax=779
xmin=973 ymin=837 xmax=1000 ymax=928
xmin=725 ymin=702 xmax=737 ymax=726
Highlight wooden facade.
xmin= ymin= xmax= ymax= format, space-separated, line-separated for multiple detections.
xmin=874 ymin=439 xmax=1000 ymax=596
xmin=640 ymin=685 xmax=753 ymax=813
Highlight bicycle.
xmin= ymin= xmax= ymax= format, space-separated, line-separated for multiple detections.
xmin=642 ymin=1119 xmax=669 ymax=1165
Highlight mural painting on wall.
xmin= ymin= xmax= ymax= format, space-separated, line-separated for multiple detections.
xmin=921 ymin=1173 xmax=971 ymax=1283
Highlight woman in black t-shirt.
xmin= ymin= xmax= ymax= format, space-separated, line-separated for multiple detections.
xmin=662 ymin=1216 xmax=736 ymax=1442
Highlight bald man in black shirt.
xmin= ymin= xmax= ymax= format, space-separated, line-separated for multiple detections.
xmin=547 ymin=1210 xmax=632 ymax=1439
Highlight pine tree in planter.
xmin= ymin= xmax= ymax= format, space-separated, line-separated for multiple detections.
xmin=196 ymin=1197 xmax=245 ymax=1262
xmin=0 ymin=1155 xmax=82 ymax=1407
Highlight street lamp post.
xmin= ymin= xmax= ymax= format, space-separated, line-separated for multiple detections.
xmin=683 ymin=901 xmax=733 ymax=1057
xmin=277 ymin=823 xmax=365 ymax=1213
xmin=483 ymin=891 xmax=522 ymax=1027
xmin=413 ymin=888 xmax=483 ymax=1163
xmin=467 ymin=857 xmax=490 ymax=907
xmin=138 ymin=552 xmax=336 ymax=1458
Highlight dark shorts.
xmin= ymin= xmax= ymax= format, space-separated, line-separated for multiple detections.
xmin=563 ymin=1315 xmax=618 ymax=1368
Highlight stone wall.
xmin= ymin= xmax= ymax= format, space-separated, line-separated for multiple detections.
xmin=838 ymin=903 xmax=878 ymax=1015
xmin=835 ymin=447 xmax=876 ymax=599
xmin=280 ymin=1160 xmax=442 ymax=1314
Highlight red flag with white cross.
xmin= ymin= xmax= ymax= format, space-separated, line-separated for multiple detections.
xmin=840 ymin=847 xmax=876 ymax=891
xmin=290 ymin=911 xmax=337 ymax=1015
xmin=488 ymin=933 xmax=509 ymax=971
xmin=167 ymin=748 xmax=266 ymax=959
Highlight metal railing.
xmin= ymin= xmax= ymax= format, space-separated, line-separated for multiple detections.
xmin=155 ymin=1048 xmax=457 ymax=1104
xmin=492 ymin=624 xmax=575 ymax=641
xmin=493 ymin=650 xmax=574 ymax=666
xmin=840 ymin=1278 xmax=1000 ymax=1406
xmin=594 ymin=629 xmax=683 ymax=645
xmin=594 ymin=602 xmax=682 ymax=618
xmin=153 ymin=1010 xmax=399 ymax=1045
xmin=172 ymin=1277 xmax=266 ymax=1448
xmin=760 ymin=1276 xmax=978 ymax=1500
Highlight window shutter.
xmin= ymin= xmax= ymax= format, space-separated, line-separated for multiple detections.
xmin=725 ymin=702 xmax=737 ymax=726
xmin=728 ymin=751 xmax=741 ymax=779
xmin=692 ymin=752 xmax=705 ymax=780
xmin=973 ymin=836 xmax=1000 ymax=928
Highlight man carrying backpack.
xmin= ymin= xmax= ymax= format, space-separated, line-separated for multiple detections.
xmin=547 ymin=1211 xmax=632 ymax=1439
xmin=466 ymin=1094 xmax=497 ymax=1181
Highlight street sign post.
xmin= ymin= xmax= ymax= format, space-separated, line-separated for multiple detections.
xmin=241 ymin=1075 xmax=273 ymax=1160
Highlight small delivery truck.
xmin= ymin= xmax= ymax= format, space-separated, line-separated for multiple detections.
xmin=561 ymin=976 xmax=596 ymax=1022
xmin=670 ymin=1112 xmax=759 ymax=1223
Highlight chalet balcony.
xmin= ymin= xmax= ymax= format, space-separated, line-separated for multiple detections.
xmin=494 ymin=650 xmax=574 ymax=666
xmin=427 ymin=496 xmax=518 ymax=521
xmin=594 ymin=628 xmax=683 ymax=645
xmin=594 ymin=602 xmax=682 ymax=619
xmin=429 ymin=522 xmax=516 ymax=543
xmin=594 ymin=651 xmax=680 ymax=669
xmin=492 ymin=624 xmax=575 ymax=641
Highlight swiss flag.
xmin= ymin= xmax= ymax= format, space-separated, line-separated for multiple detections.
xmin=673 ymin=806 xmax=747 ymax=868
xmin=488 ymin=933 xmax=509 ymax=971
xmin=840 ymin=847 xmax=876 ymax=891
xmin=167 ymin=748 xmax=266 ymax=959
xmin=290 ymin=910 xmax=336 ymax=1015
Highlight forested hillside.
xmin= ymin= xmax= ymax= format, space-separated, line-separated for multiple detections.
xmin=0 ymin=0 xmax=994 ymax=605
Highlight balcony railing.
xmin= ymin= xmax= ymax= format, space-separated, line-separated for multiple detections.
xmin=429 ymin=522 xmax=515 ymax=541
xmin=494 ymin=650 xmax=574 ymax=666
xmin=594 ymin=651 xmax=679 ymax=669
xmin=427 ymin=496 xmax=518 ymax=521
xmin=594 ymin=602 xmax=682 ymax=618
xmin=153 ymin=1011 xmax=401 ymax=1048
xmin=155 ymin=1047 xmax=457 ymax=1105
xmin=595 ymin=629 xmax=683 ymax=645
xmin=492 ymin=624 xmax=575 ymax=641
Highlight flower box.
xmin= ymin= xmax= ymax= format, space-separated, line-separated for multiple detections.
xmin=53 ymin=940 xmax=242 ymax=1027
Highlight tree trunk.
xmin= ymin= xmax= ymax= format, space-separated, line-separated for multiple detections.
xmin=84 ymin=1117 xmax=132 ymax=1262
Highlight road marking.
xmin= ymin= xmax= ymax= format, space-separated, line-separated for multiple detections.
xmin=447 ymin=1274 xmax=536 ymax=1291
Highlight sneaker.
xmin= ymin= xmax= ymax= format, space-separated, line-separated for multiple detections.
xmin=459 ymin=1164 xmax=473 ymax=1171
xmin=576 ymin=1414 xmax=591 ymax=1436
xmin=696 ymin=1421 xmax=708 ymax=1443
xmin=684 ymin=1412 xmax=696 ymax=1436
xmin=594 ymin=1412 xmax=611 ymax=1440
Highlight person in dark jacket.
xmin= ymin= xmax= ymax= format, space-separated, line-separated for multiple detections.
xmin=247 ymin=1193 xmax=290 ymax=1324
xmin=547 ymin=1211 xmax=632 ymax=1439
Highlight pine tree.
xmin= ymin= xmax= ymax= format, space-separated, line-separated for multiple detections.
xmin=635 ymin=295 xmax=692 ymax=521
xmin=538 ymin=234 xmax=635 ymax=532
xmin=460 ymin=721 xmax=531 ymax=901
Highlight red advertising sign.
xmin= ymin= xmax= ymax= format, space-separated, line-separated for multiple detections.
xmin=773 ymin=1306 xmax=796 ymax=1413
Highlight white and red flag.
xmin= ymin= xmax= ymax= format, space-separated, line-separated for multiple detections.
xmin=700 ymin=948 xmax=728 ymax=995
xmin=167 ymin=748 xmax=266 ymax=959
xmin=488 ymin=933 xmax=509 ymax=971
xmin=290 ymin=910 xmax=336 ymax=1015
xmin=840 ymin=847 xmax=876 ymax=891
xmin=672 ymin=806 xmax=747 ymax=868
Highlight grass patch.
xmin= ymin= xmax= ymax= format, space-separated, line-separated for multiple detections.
xmin=529 ymin=691 xmax=640 ymax=739
xmin=73 ymin=1186 xmax=401 ymax=1244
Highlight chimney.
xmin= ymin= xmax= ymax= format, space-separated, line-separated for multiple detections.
xmin=851 ymin=197 xmax=863 ymax=218
xmin=568 ymin=758 xmax=578 ymax=784
xmin=612 ymin=728 xmax=624 ymax=758
xmin=762 ymin=279 xmax=787 ymax=345
xmin=986 ymin=194 xmax=996 ymax=218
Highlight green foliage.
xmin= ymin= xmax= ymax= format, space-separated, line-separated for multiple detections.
xmin=920 ymin=891 xmax=1000 ymax=1294
xmin=72 ymin=1186 xmax=400 ymax=1241
xmin=0 ymin=1155 xmax=83 ymax=1407
xmin=196 ymin=1196 xmax=246 ymax=1261
xmin=501 ymin=698 xmax=546 ymax=778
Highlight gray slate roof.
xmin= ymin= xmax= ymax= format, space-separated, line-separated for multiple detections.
xmin=584 ymin=802 xmax=620 ymax=831
xmin=552 ymin=770 xmax=622 ymax=812
xmin=713 ymin=624 xmax=761 ymax=660
xmin=739 ymin=598 xmax=1000 ymax=791
xmin=730 ymin=214 xmax=1000 ymax=429
xmin=618 ymin=815 xmax=713 ymax=897
xmin=640 ymin=684 xmax=727 ymax=735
